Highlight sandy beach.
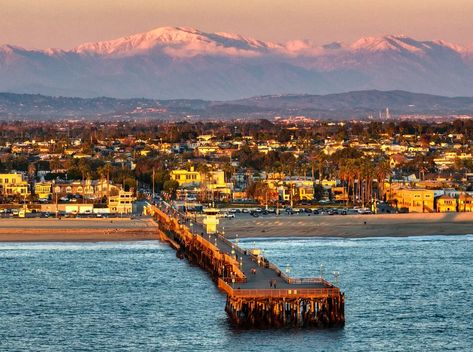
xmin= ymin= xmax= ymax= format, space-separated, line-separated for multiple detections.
xmin=1 ymin=212 xmax=473 ymax=242
xmin=220 ymin=212 xmax=473 ymax=238
xmin=0 ymin=218 xmax=159 ymax=242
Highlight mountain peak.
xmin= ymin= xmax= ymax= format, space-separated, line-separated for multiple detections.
xmin=73 ymin=26 xmax=277 ymax=57
xmin=350 ymin=35 xmax=466 ymax=54
xmin=351 ymin=35 xmax=423 ymax=52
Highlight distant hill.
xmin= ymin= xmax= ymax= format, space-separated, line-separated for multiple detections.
xmin=1 ymin=90 xmax=473 ymax=120
xmin=1 ymin=26 xmax=473 ymax=100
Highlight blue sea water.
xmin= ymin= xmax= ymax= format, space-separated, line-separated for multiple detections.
xmin=1 ymin=236 xmax=472 ymax=351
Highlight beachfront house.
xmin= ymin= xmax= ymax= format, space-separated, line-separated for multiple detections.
xmin=0 ymin=173 xmax=30 ymax=198
xmin=458 ymin=193 xmax=473 ymax=212
xmin=108 ymin=190 xmax=134 ymax=214
xmin=436 ymin=195 xmax=457 ymax=213
xmin=390 ymin=188 xmax=436 ymax=213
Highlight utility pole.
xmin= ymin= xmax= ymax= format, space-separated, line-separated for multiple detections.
xmin=152 ymin=167 xmax=155 ymax=200
xmin=55 ymin=190 xmax=58 ymax=218
xmin=290 ymin=183 xmax=294 ymax=208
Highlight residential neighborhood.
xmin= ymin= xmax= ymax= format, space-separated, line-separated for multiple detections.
xmin=0 ymin=118 xmax=473 ymax=216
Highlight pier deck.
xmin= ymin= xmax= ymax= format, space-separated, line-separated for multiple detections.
xmin=146 ymin=202 xmax=345 ymax=328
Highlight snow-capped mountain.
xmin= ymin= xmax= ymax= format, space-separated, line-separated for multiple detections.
xmin=0 ymin=26 xmax=471 ymax=100
xmin=73 ymin=26 xmax=282 ymax=57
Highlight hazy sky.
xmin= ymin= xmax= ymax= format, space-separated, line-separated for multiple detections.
xmin=1 ymin=0 xmax=472 ymax=49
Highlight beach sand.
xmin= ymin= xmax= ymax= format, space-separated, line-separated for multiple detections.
xmin=0 ymin=217 xmax=159 ymax=242
xmin=2 ymin=212 xmax=473 ymax=242
xmin=220 ymin=212 xmax=473 ymax=238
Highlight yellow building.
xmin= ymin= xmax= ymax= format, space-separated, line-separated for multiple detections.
xmin=35 ymin=182 xmax=52 ymax=199
xmin=108 ymin=190 xmax=134 ymax=214
xmin=202 ymin=171 xmax=233 ymax=200
xmin=436 ymin=195 xmax=457 ymax=213
xmin=196 ymin=145 xmax=219 ymax=156
xmin=458 ymin=193 xmax=473 ymax=212
xmin=391 ymin=188 xmax=435 ymax=213
xmin=280 ymin=180 xmax=314 ymax=202
xmin=0 ymin=173 xmax=30 ymax=197
xmin=332 ymin=186 xmax=349 ymax=202
xmin=170 ymin=168 xmax=201 ymax=187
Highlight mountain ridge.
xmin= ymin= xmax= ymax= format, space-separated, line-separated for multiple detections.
xmin=0 ymin=26 xmax=472 ymax=100
xmin=1 ymin=90 xmax=473 ymax=120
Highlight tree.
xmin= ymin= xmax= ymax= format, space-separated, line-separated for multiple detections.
xmin=374 ymin=159 xmax=391 ymax=200
xmin=246 ymin=181 xmax=277 ymax=205
xmin=78 ymin=160 xmax=91 ymax=183
xmin=163 ymin=180 xmax=179 ymax=198
xmin=27 ymin=162 xmax=36 ymax=180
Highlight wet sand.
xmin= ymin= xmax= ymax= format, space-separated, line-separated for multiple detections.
xmin=0 ymin=218 xmax=159 ymax=242
xmin=220 ymin=212 xmax=473 ymax=238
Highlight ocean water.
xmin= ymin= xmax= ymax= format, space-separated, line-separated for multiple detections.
xmin=1 ymin=236 xmax=472 ymax=351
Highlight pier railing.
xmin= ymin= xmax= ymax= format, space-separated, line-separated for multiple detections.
xmin=288 ymin=278 xmax=334 ymax=286
xmin=216 ymin=235 xmax=330 ymax=287
xmin=218 ymin=278 xmax=340 ymax=299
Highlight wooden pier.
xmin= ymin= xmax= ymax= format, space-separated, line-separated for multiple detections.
xmin=145 ymin=203 xmax=345 ymax=329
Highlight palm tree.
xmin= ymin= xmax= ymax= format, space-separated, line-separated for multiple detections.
xmin=374 ymin=159 xmax=391 ymax=201
xmin=98 ymin=163 xmax=113 ymax=200
xmin=344 ymin=159 xmax=355 ymax=205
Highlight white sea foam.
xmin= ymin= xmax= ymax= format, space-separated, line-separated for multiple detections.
xmin=0 ymin=241 xmax=165 ymax=251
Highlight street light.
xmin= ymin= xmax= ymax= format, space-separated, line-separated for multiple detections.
xmin=285 ymin=264 xmax=291 ymax=275
xmin=332 ymin=271 xmax=340 ymax=286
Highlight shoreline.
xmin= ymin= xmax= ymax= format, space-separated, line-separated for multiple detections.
xmin=0 ymin=218 xmax=160 ymax=243
xmin=0 ymin=213 xmax=472 ymax=242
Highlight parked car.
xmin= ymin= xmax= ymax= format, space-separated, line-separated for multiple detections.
xmin=357 ymin=208 xmax=372 ymax=214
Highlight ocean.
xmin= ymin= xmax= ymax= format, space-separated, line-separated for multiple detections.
xmin=1 ymin=236 xmax=472 ymax=351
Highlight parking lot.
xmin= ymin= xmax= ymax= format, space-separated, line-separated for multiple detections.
xmin=220 ymin=206 xmax=374 ymax=219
